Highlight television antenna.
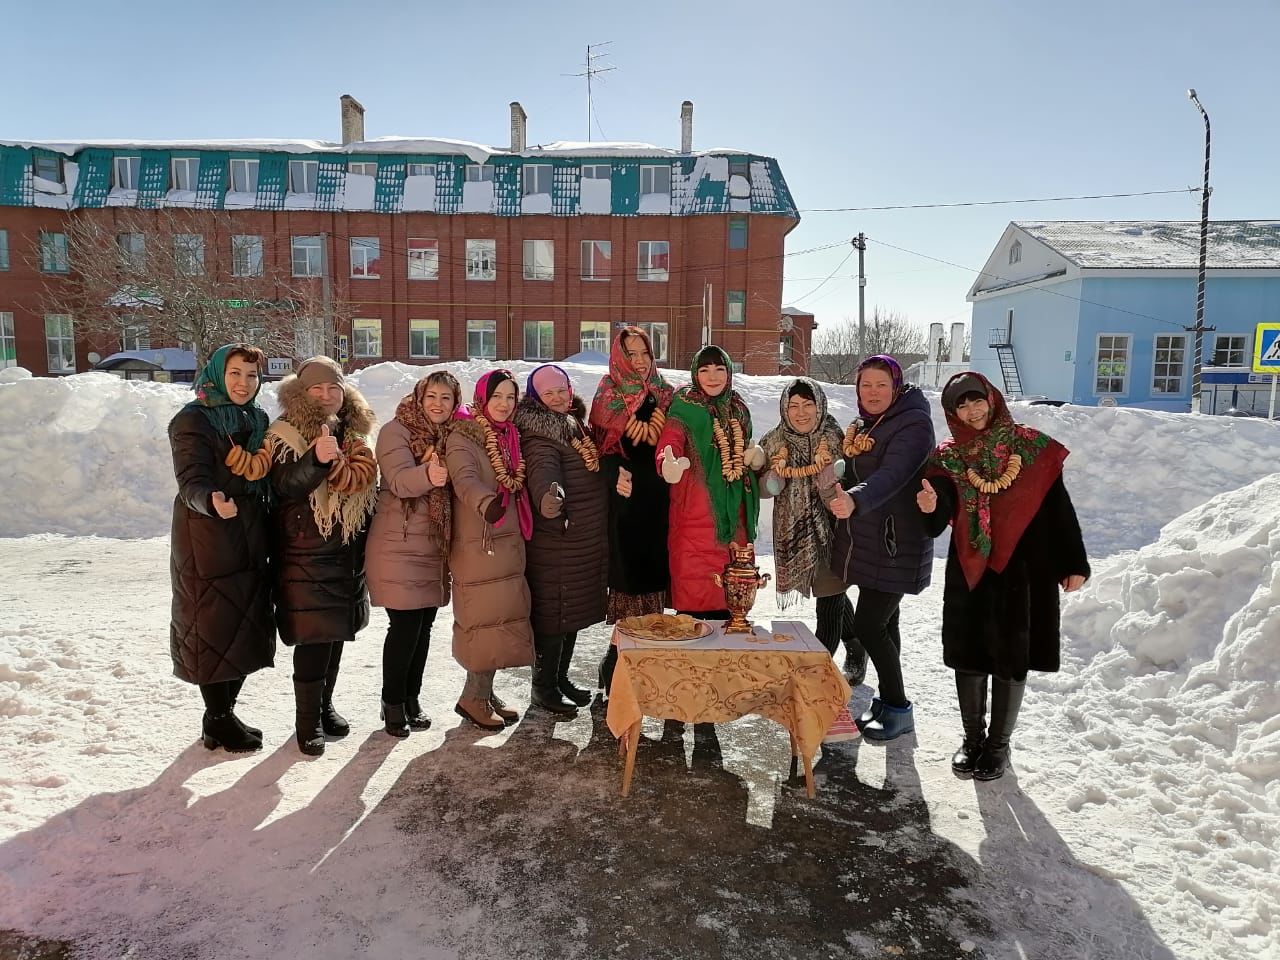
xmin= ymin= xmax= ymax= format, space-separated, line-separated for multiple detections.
xmin=563 ymin=42 xmax=616 ymax=141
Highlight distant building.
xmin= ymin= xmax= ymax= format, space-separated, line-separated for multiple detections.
xmin=0 ymin=96 xmax=804 ymax=377
xmin=968 ymin=221 xmax=1280 ymax=412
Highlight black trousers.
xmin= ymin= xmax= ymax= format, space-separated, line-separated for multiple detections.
xmin=293 ymin=642 xmax=339 ymax=683
xmin=814 ymin=593 xmax=857 ymax=656
xmin=852 ymin=587 xmax=906 ymax=708
xmin=382 ymin=607 xmax=438 ymax=704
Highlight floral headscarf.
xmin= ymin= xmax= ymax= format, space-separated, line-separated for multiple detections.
xmin=455 ymin=369 xmax=533 ymax=540
xmin=392 ymin=372 xmax=460 ymax=551
xmin=589 ymin=326 xmax=674 ymax=455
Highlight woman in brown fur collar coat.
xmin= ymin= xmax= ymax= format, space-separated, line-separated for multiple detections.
xmin=267 ymin=357 xmax=378 ymax=756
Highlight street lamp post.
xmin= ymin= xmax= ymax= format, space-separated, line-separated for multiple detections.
xmin=1187 ymin=89 xmax=1214 ymax=414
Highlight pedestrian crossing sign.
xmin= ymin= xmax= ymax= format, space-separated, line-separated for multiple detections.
xmin=1253 ymin=323 xmax=1280 ymax=374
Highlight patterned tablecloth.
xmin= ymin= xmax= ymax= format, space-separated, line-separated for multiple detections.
xmin=604 ymin=620 xmax=852 ymax=762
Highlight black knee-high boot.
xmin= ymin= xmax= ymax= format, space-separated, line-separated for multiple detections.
xmin=974 ymin=678 xmax=1025 ymax=781
xmin=598 ymin=644 xmax=619 ymax=698
xmin=321 ymin=643 xmax=350 ymax=737
xmin=531 ymin=633 xmax=577 ymax=716
xmin=839 ymin=595 xmax=868 ymax=685
xmin=557 ymin=632 xmax=591 ymax=706
xmin=293 ymin=677 xmax=326 ymax=757
xmin=952 ymin=672 xmax=988 ymax=778
xmin=200 ymin=681 xmax=261 ymax=753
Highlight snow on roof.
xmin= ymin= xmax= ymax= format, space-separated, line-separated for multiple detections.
xmin=97 ymin=348 xmax=196 ymax=370
xmin=781 ymin=306 xmax=814 ymax=316
xmin=1017 ymin=221 xmax=1280 ymax=269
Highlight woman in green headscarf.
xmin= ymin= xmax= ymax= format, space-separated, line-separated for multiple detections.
xmin=655 ymin=345 xmax=765 ymax=617
xmin=168 ymin=343 xmax=277 ymax=754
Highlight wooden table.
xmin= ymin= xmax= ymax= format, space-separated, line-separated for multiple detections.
xmin=605 ymin=620 xmax=852 ymax=798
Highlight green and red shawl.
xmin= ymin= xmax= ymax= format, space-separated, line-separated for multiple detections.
xmin=589 ymin=325 xmax=674 ymax=456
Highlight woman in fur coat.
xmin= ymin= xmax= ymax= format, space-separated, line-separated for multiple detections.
xmin=266 ymin=357 xmax=377 ymax=756
xmin=917 ymin=371 xmax=1089 ymax=780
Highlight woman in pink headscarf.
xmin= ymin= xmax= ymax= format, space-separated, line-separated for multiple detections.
xmin=445 ymin=370 xmax=535 ymax=730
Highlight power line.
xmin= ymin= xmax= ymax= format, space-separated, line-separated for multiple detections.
xmin=789 ymin=248 xmax=854 ymax=306
xmin=799 ymin=187 xmax=1199 ymax=213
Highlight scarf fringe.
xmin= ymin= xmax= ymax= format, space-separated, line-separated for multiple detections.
xmin=266 ymin=421 xmax=376 ymax=545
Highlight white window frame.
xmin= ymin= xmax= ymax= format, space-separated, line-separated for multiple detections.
xmin=409 ymin=319 xmax=441 ymax=359
xmin=1094 ymin=333 xmax=1131 ymax=395
xmin=580 ymin=240 xmax=611 ymax=281
xmin=45 ymin=314 xmax=75 ymax=374
xmin=350 ymin=237 xmax=381 ymax=279
xmin=523 ymin=239 xmax=554 ymax=281
xmin=407 ymin=238 xmax=439 ymax=280
xmin=0 ymin=229 xmax=7 ymax=270
xmin=174 ymin=234 xmax=205 ymax=276
xmin=466 ymin=320 xmax=497 ymax=359
xmin=288 ymin=160 xmax=319 ymax=194
xmin=33 ymin=153 xmax=62 ymax=184
xmin=348 ymin=162 xmax=378 ymax=177
xmin=352 ymin=318 xmax=382 ymax=358
xmin=465 ymin=164 xmax=494 ymax=183
xmin=170 ymin=157 xmax=200 ymax=192
xmin=0 ymin=312 xmax=15 ymax=369
xmin=640 ymin=164 xmax=671 ymax=195
xmin=637 ymin=240 xmax=670 ymax=282
xmin=121 ymin=321 xmax=151 ymax=352
xmin=112 ymin=156 xmax=141 ymax=190
xmin=726 ymin=290 xmax=746 ymax=325
xmin=466 ymin=239 xmax=496 ymax=281
xmin=729 ymin=159 xmax=750 ymax=180
xmin=523 ymin=320 xmax=555 ymax=360
xmin=232 ymin=235 xmax=264 ymax=277
xmin=728 ymin=216 xmax=748 ymax=250
xmin=407 ymin=163 xmax=436 ymax=178
xmin=40 ymin=232 xmax=69 ymax=273
xmin=294 ymin=320 xmax=322 ymax=359
xmin=1152 ymin=333 xmax=1188 ymax=395
xmin=581 ymin=164 xmax=611 ymax=180
xmin=579 ymin=321 xmax=610 ymax=354
xmin=633 ymin=321 xmax=669 ymax=361
xmin=291 ymin=236 xmax=323 ymax=277
xmin=229 ymin=158 xmax=259 ymax=193
xmin=779 ymin=334 xmax=794 ymax=364
xmin=522 ymin=164 xmax=553 ymax=197
xmin=1212 ymin=333 xmax=1248 ymax=368
xmin=117 ymin=232 xmax=145 ymax=269
xmin=1009 ymin=240 xmax=1023 ymax=265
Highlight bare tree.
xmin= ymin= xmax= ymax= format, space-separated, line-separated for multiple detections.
xmin=808 ymin=307 xmax=929 ymax=384
xmin=34 ymin=207 xmax=349 ymax=369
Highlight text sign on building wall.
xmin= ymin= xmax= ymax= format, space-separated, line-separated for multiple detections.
xmin=1253 ymin=322 xmax=1280 ymax=374
xmin=267 ymin=358 xmax=292 ymax=376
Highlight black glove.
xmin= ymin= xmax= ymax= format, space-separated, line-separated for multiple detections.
xmin=483 ymin=495 xmax=507 ymax=523
xmin=635 ymin=392 xmax=658 ymax=422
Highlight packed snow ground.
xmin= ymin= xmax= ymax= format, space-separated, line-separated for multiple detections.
xmin=0 ymin=361 xmax=1277 ymax=959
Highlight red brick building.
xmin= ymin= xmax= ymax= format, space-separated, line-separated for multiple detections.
xmin=0 ymin=98 xmax=810 ymax=377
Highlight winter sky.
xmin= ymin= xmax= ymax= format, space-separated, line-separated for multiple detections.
xmin=8 ymin=0 xmax=1280 ymax=331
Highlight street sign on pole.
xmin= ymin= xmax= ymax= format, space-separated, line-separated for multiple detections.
xmin=1253 ymin=323 xmax=1280 ymax=419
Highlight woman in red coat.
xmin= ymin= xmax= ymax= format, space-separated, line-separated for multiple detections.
xmin=656 ymin=346 xmax=765 ymax=618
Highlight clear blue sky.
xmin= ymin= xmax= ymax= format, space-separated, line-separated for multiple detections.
xmin=10 ymin=0 xmax=1279 ymax=334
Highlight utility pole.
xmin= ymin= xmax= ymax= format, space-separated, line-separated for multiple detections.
xmin=1186 ymin=90 xmax=1214 ymax=414
xmin=320 ymin=231 xmax=334 ymax=360
xmin=853 ymin=233 xmax=867 ymax=358
xmin=563 ymin=43 xmax=616 ymax=141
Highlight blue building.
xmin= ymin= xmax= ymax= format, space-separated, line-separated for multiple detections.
xmin=967 ymin=221 xmax=1280 ymax=412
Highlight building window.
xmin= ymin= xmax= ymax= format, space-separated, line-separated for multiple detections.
xmin=1212 ymin=334 xmax=1247 ymax=367
xmin=230 ymin=158 xmax=259 ymax=193
xmin=294 ymin=320 xmax=322 ymax=359
xmin=348 ymin=162 xmax=377 ymax=177
xmin=40 ymin=232 xmax=69 ymax=273
xmin=232 ymin=235 xmax=264 ymax=277
xmin=352 ymin=318 xmax=382 ymax=358
xmin=779 ymin=334 xmax=794 ymax=364
xmin=0 ymin=230 xmax=7 ymax=270
xmin=729 ymin=159 xmax=750 ymax=180
xmin=33 ymin=153 xmax=62 ymax=183
xmin=0 ymin=313 xmax=15 ymax=369
xmin=171 ymin=157 xmax=200 ymax=191
xmin=466 ymin=239 xmax=496 ymax=281
xmin=407 ymin=238 xmax=439 ymax=279
xmin=45 ymin=314 xmax=75 ymax=373
xmin=1095 ymin=334 xmax=1130 ymax=394
xmin=121 ymin=322 xmax=151 ymax=352
xmin=407 ymin=163 xmax=436 ymax=178
xmin=729 ymin=216 xmax=748 ymax=250
xmin=409 ymin=319 xmax=440 ymax=358
xmin=581 ymin=164 xmax=611 ymax=179
xmin=580 ymin=240 xmax=612 ymax=281
xmin=291 ymin=236 xmax=323 ymax=277
xmin=350 ymin=237 xmax=381 ymax=278
xmin=113 ymin=156 xmax=141 ymax=190
xmin=117 ymin=232 xmax=145 ymax=269
xmin=633 ymin=322 xmax=669 ymax=361
xmin=580 ymin=321 xmax=610 ymax=354
xmin=637 ymin=241 xmax=669 ymax=282
xmin=174 ymin=234 xmax=205 ymax=275
xmin=1009 ymin=240 xmax=1023 ymax=265
xmin=288 ymin=160 xmax=319 ymax=193
xmin=640 ymin=164 xmax=671 ymax=195
xmin=466 ymin=320 xmax=497 ymax=359
xmin=726 ymin=290 xmax=746 ymax=325
xmin=523 ymin=320 xmax=555 ymax=360
xmin=523 ymin=240 xmax=554 ymax=281
xmin=1152 ymin=334 xmax=1187 ymax=394
xmin=523 ymin=164 xmax=553 ymax=196
xmin=465 ymin=164 xmax=494 ymax=183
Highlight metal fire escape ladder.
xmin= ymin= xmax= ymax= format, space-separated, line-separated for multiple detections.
xmin=988 ymin=327 xmax=1024 ymax=397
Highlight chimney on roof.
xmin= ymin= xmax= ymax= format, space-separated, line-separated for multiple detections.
xmin=340 ymin=94 xmax=366 ymax=145
xmin=680 ymin=100 xmax=694 ymax=153
xmin=510 ymin=101 xmax=527 ymax=152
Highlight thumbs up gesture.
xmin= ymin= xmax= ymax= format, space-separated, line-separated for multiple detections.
xmin=540 ymin=481 xmax=566 ymax=519
xmin=211 ymin=490 xmax=238 ymax=519
xmin=916 ymin=478 xmax=938 ymax=514
xmin=426 ymin=450 xmax=448 ymax=487
xmin=314 ymin=423 xmax=340 ymax=464
xmin=659 ymin=445 xmax=690 ymax=484
xmin=616 ymin=466 xmax=633 ymax=498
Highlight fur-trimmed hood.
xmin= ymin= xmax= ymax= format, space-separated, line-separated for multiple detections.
xmin=513 ymin=394 xmax=589 ymax=445
xmin=275 ymin=374 xmax=376 ymax=441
